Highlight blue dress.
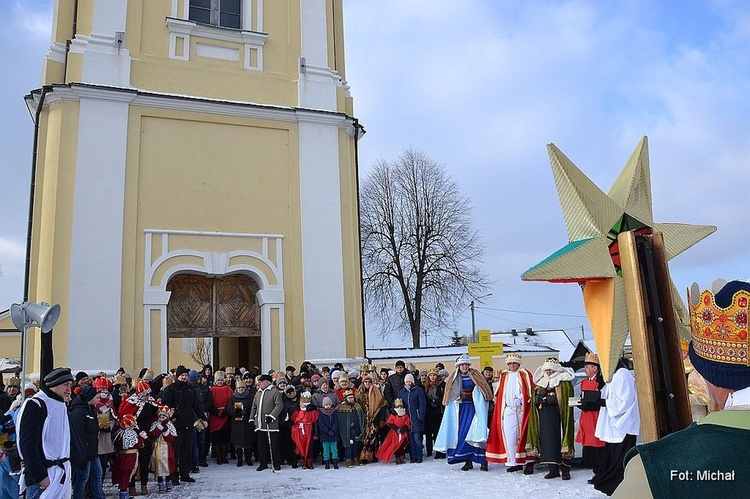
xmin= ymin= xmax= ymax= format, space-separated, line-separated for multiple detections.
xmin=446 ymin=375 xmax=487 ymax=464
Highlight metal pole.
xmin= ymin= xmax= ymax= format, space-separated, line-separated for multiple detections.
xmin=470 ymin=301 xmax=476 ymax=343
xmin=19 ymin=324 xmax=28 ymax=401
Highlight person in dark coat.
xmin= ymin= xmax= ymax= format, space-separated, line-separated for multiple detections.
xmin=226 ymin=380 xmax=255 ymax=467
xmin=423 ymin=368 xmax=446 ymax=458
xmin=398 ymin=374 xmax=427 ymax=463
xmin=69 ymin=385 xmax=105 ymax=499
xmin=189 ymin=370 xmax=211 ymax=471
xmin=337 ymin=390 xmax=364 ymax=467
xmin=317 ymin=396 xmax=340 ymax=469
xmin=383 ymin=360 xmax=407 ymax=407
xmin=161 ymin=366 xmax=202 ymax=485
xmin=279 ymin=384 xmax=299 ymax=468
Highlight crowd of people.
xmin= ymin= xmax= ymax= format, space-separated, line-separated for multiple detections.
xmin=0 ymin=352 xmax=643 ymax=498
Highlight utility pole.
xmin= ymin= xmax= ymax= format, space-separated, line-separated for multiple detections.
xmin=470 ymin=300 xmax=476 ymax=343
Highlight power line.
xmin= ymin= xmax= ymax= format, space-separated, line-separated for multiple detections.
xmin=475 ymin=305 xmax=587 ymax=318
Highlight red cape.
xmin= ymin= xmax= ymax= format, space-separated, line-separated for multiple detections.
xmin=375 ymin=413 xmax=410 ymax=463
xmin=209 ymin=384 xmax=234 ymax=432
xmin=291 ymin=407 xmax=319 ymax=458
xmin=486 ymin=368 xmax=534 ymax=464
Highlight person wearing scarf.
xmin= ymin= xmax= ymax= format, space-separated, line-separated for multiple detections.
xmin=434 ymin=354 xmax=494 ymax=471
xmin=355 ymin=374 xmax=387 ymax=464
xmin=225 ymin=380 xmax=255 ymax=467
xmin=528 ymin=357 xmax=575 ymax=480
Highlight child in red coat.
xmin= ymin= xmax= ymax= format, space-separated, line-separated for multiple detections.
xmin=290 ymin=392 xmax=319 ymax=469
xmin=149 ymin=405 xmax=177 ymax=493
xmin=376 ymin=398 xmax=411 ymax=464
xmin=113 ymin=414 xmax=146 ymax=499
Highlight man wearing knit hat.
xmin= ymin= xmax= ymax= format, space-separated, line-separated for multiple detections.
xmin=487 ymin=353 xmax=536 ymax=474
xmin=614 ymin=280 xmax=750 ymax=497
xmin=161 ymin=365 xmax=200 ymax=485
xmin=69 ymin=385 xmax=105 ymax=499
xmin=17 ymin=367 xmax=75 ymax=498
xmin=383 ymin=360 xmax=407 ymax=408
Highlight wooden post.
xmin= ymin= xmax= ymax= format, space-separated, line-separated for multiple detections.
xmin=618 ymin=231 xmax=691 ymax=443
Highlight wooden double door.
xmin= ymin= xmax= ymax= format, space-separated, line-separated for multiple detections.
xmin=166 ymin=274 xmax=261 ymax=369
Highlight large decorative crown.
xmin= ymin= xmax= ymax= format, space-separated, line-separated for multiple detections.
xmin=584 ymin=352 xmax=600 ymax=365
xmin=505 ymin=353 xmax=522 ymax=365
xmin=688 ymin=283 xmax=749 ymax=367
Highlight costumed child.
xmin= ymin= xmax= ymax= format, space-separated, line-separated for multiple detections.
xmin=92 ymin=375 xmax=117 ymax=478
xmin=337 ymin=390 xmax=364 ymax=468
xmin=317 ymin=396 xmax=339 ymax=469
xmin=376 ymin=398 xmax=411 ymax=464
xmin=290 ymin=391 xmax=319 ymax=469
xmin=113 ymin=414 xmax=147 ymax=499
xmin=149 ymin=405 xmax=177 ymax=493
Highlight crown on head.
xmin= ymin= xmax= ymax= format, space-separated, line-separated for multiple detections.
xmin=584 ymin=352 xmax=600 ymax=365
xmin=689 ymin=284 xmax=749 ymax=367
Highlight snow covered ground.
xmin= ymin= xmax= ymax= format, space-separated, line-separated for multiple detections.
xmin=107 ymin=458 xmax=604 ymax=498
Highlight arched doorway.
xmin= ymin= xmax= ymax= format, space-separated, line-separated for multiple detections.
xmin=166 ymin=274 xmax=261 ymax=370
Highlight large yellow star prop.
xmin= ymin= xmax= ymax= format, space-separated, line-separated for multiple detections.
xmin=522 ymin=136 xmax=716 ymax=380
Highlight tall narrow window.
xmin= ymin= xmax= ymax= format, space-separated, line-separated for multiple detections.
xmin=189 ymin=0 xmax=241 ymax=29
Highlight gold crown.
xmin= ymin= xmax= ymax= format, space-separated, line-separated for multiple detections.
xmin=584 ymin=352 xmax=600 ymax=364
xmin=505 ymin=353 xmax=522 ymax=365
xmin=689 ymin=285 xmax=749 ymax=366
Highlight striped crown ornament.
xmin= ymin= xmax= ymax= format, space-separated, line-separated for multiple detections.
xmin=688 ymin=282 xmax=749 ymax=367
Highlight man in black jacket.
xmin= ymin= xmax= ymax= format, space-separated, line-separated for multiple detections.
xmin=161 ymin=366 xmax=202 ymax=485
xmin=69 ymin=385 xmax=105 ymax=499
xmin=189 ymin=369 xmax=212 ymax=470
xmin=383 ymin=360 xmax=407 ymax=407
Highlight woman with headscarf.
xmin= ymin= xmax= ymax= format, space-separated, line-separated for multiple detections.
xmin=528 ymin=357 xmax=575 ymax=480
xmin=434 ymin=354 xmax=494 ymax=471
xmin=355 ymin=374 xmax=387 ymax=464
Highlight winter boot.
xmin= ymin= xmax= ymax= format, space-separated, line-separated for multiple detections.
xmin=344 ymin=458 xmax=353 ymax=468
xmin=158 ymin=481 xmax=165 ymax=494
xmin=165 ymin=480 xmax=172 ymax=492
xmin=129 ymin=485 xmax=138 ymax=496
xmin=291 ymin=456 xmax=299 ymax=469
xmin=332 ymin=459 xmax=339 ymax=469
xmin=434 ymin=451 xmax=446 ymax=459
xmin=120 ymin=490 xmax=131 ymax=499
xmin=229 ymin=444 xmax=236 ymax=460
xmin=354 ymin=457 xmax=361 ymax=466
xmin=480 ymin=463 xmax=488 ymax=472
xmin=561 ymin=468 xmax=571 ymax=480
xmin=141 ymin=484 xmax=148 ymax=495
xmin=324 ymin=460 xmax=330 ymax=469
xmin=245 ymin=451 xmax=253 ymax=466
xmin=237 ymin=449 xmax=244 ymax=467
xmin=461 ymin=460 xmax=473 ymax=471
xmin=307 ymin=458 xmax=314 ymax=469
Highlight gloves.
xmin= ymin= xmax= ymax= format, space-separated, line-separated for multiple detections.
xmin=265 ymin=415 xmax=274 ymax=424
xmin=327 ymin=430 xmax=335 ymax=437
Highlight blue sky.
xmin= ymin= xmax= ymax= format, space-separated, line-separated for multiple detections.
xmin=1 ymin=1 xmax=749 ymax=349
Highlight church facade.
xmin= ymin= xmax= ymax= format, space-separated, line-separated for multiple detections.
xmin=5 ymin=0 xmax=365 ymax=375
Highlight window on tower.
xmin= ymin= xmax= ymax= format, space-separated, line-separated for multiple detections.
xmin=189 ymin=0 xmax=241 ymax=29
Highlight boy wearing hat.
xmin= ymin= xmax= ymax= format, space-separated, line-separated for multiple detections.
xmin=576 ymin=352 xmax=606 ymax=478
xmin=337 ymin=390 xmax=364 ymax=467
xmin=487 ymin=353 xmax=536 ymax=473
xmin=148 ymin=405 xmax=177 ymax=493
xmin=17 ymin=367 xmax=75 ymax=498
xmin=317 ymin=397 xmax=339 ymax=469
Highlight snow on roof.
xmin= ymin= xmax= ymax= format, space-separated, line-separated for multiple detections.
xmin=366 ymin=342 xmax=556 ymax=360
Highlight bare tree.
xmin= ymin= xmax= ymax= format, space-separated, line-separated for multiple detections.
xmin=360 ymin=148 xmax=489 ymax=347
xmin=187 ymin=337 xmax=212 ymax=368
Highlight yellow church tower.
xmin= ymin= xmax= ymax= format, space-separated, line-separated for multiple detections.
xmin=17 ymin=0 xmax=364 ymax=375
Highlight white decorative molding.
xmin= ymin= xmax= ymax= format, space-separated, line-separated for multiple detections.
xmin=165 ymin=17 xmax=268 ymax=70
xmin=142 ymin=229 xmax=285 ymax=372
xmin=35 ymin=84 xmax=359 ymax=135
xmin=195 ymin=43 xmax=240 ymax=62
xmin=45 ymin=41 xmax=67 ymax=64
